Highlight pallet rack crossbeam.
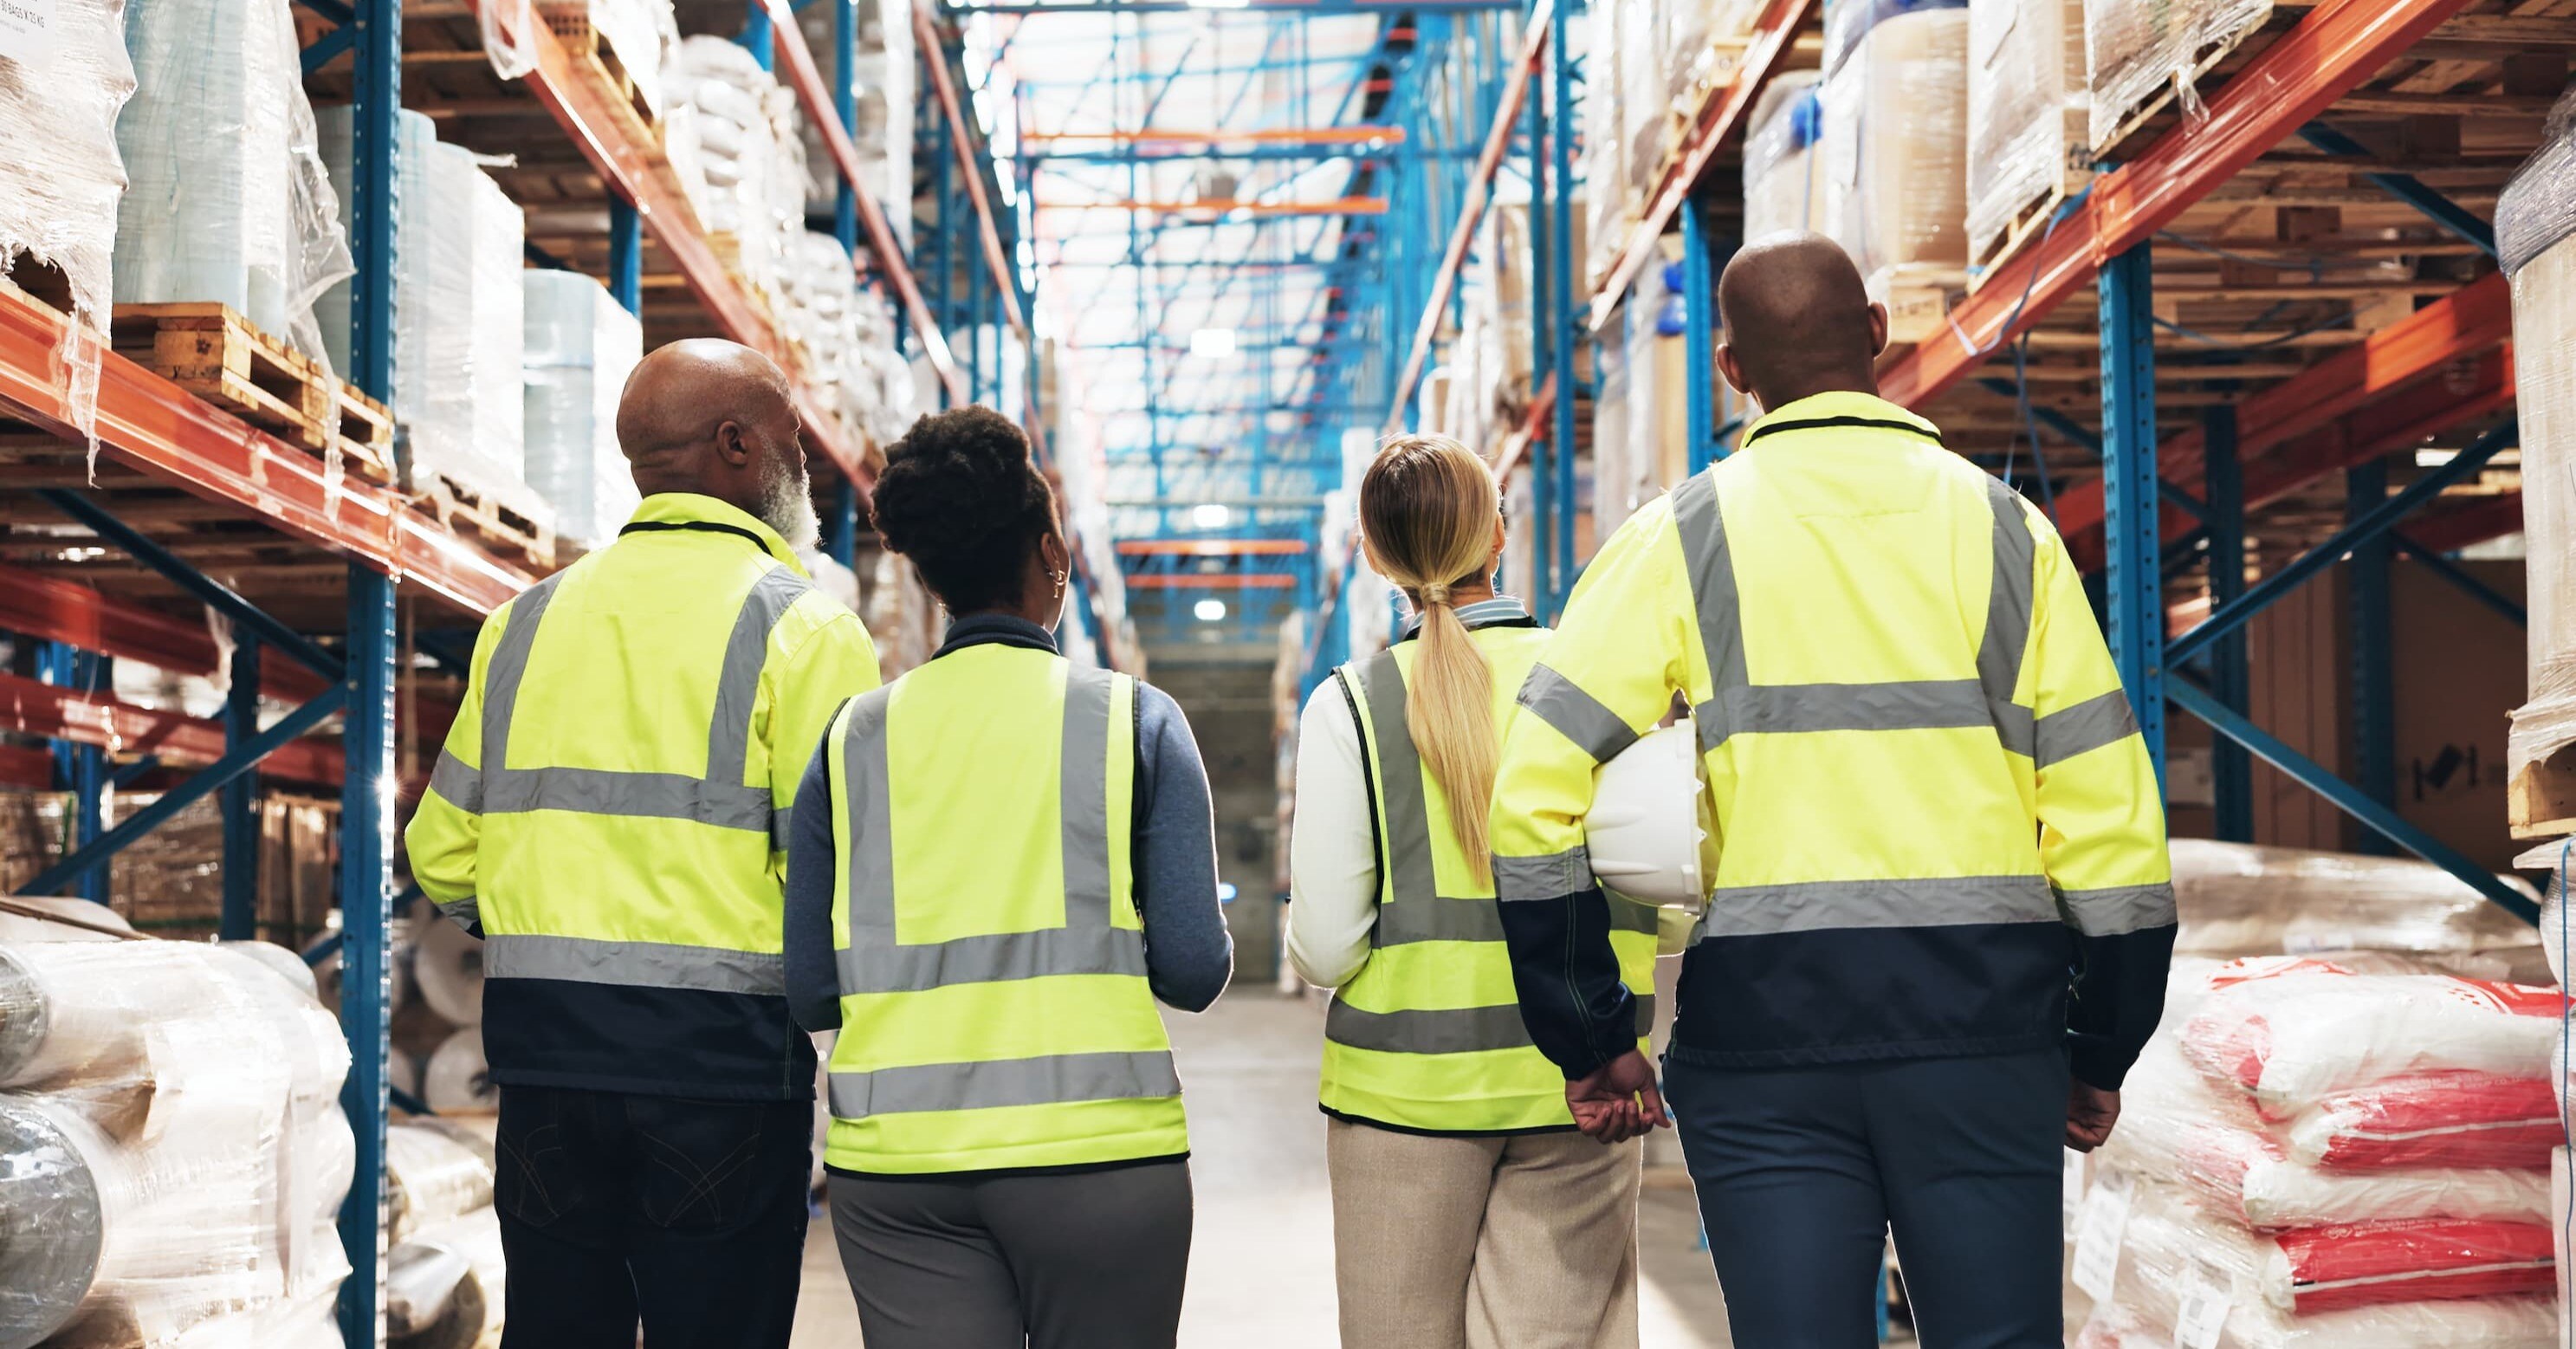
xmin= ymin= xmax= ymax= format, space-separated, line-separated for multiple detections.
xmin=37 ymin=489 xmax=345 ymax=680
xmin=2295 ymin=122 xmax=2499 ymax=261
xmin=2391 ymin=532 xmax=2526 ymax=627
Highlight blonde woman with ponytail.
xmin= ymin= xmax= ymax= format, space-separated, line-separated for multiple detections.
xmin=1288 ymin=435 xmax=1661 ymax=1349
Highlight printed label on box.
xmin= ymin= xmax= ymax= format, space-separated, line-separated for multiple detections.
xmin=2171 ymin=1258 xmax=2233 ymax=1349
xmin=0 ymin=0 xmax=52 ymax=65
xmin=2069 ymin=1176 xmax=2130 ymax=1301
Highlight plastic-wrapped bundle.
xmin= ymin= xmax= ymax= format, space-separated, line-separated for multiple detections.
xmin=388 ymin=1207 xmax=504 ymax=1349
xmin=424 ymin=1027 xmax=497 ymax=1114
xmin=1617 ymin=0 xmax=1664 ymax=204
xmin=2503 ymin=94 xmax=2576 ymax=810
xmin=113 ymin=0 xmax=352 ymax=374
xmin=1818 ymin=3 xmax=1970 ymax=282
xmin=2082 ymin=0 xmax=2269 ymax=148
xmin=521 ymin=270 xmax=643 ymax=548
xmin=672 ymin=36 xmax=792 ymax=299
xmin=0 ymin=0 xmax=134 ymax=441
xmin=1964 ymin=0 xmax=2087 ymax=267
xmin=1740 ymin=73 xmax=1822 ymax=252
xmin=1579 ymin=0 xmax=1628 ymax=294
xmin=2074 ymin=1282 xmax=2556 ymax=1349
xmin=2171 ymin=840 xmax=2543 ymax=962
xmin=386 ymin=1121 xmax=495 ymax=1244
xmin=314 ymin=105 xmax=436 ymax=399
xmin=451 ymin=145 xmax=527 ymax=496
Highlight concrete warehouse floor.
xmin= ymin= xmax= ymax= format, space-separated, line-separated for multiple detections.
xmin=789 ymin=989 xmax=1740 ymax=1346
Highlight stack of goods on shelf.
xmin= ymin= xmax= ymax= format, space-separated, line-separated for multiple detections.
xmin=1964 ymin=0 xmax=2088 ymax=276
xmin=2083 ymin=0 xmax=2269 ymax=154
xmin=780 ymin=230 xmax=860 ymax=418
xmin=0 ymin=790 xmax=341 ymax=944
xmin=862 ymin=550 xmax=942 ymax=676
xmin=2069 ymin=954 xmax=2562 ymax=1348
xmin=669 ymin=36 xmax=806 ymax=319
xmin=385 ymin=1120 xmax=505 ymax=1349
xmin=1581 ymin=0 xmax=1633 ymax=294
xmin=0 ymin=937 xmax=354 ymax=1348
xmin=1740 ymin=70 xmax=1824 ymax=246
xmin=1818 ymin=0 xmax=1971 ymax=342
xmin=413 ymin=911 xmax=497 ymax=1115
xmin=0 ymin=0 xmax=135 ymax=439
xmin=2170 ymin=840 xmax=2547 ymax=982
xmin=523 ymin=269 xmax=644 ymax=551
xmin=2503 ymin=91 xmax=2576 ymax=840
xmin=850 ymin=289 xmax=913 ymax=445
xmin=796 ymin=0 xmax=916 ymax=254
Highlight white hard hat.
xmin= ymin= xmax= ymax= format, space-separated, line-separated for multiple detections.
xmin=1583 ymin=721 xmax=1708 ymax=912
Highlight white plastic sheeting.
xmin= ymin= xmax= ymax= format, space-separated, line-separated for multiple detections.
xmin=523 ymin=269 xmax=643 ymax=548
xmin=2502 ymin=92 xmax=2576 ymax=806
xmin=0 ymin=0 xmax=133 ymax=443
xmin=2082 ymin=0 xmax=2269 ymax=148
xmin=1964 ymin=0 xmax=2087 ymax=265
xmin=1740 ymin=70 xmax=1825 ymax=247
xmin=1817 ymin=3 xmax=1971 ymax=282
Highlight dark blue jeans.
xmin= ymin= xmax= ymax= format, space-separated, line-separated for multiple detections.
xmin=1664 ymin=1049 xmax=2068 ymax=1349
xmin=493 ymin=1085 xmax=812 ymax=1349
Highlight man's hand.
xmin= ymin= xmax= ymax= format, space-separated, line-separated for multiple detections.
xmin=1566 ymin=1049 xmax=1672 ymax=1145
xmin=2065 ymin=1080 xmax=2120 ymax=1152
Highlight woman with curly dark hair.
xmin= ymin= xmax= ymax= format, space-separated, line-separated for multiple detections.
xmin=780 ymin=405 xmax=1232 ymax=1348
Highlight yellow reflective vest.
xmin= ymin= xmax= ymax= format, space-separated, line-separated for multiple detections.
xmin=1320 ymin=619 xmax=1661 ymax=1133
xmin=405 ymin=493 xmax=881 ymax=1095
xmin=1491 ymin=392 xmax=2173 ymax=1083
xmin=821 ymin=643 xmax=1188 ymax=1174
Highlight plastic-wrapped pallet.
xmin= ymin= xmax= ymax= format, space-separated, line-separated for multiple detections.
xmin=428 ymin=143 xmax=529 ymax=500
xmin=2170 ymin=840 xmax=2544 ymax=967
xmin=387 ymin=1206 xmax=505 ymax=1349
xmin=314 ymin=105 xmax=434 ymax=392
xmin=113 ymin=0 xmax=352 ymax=375
xmin=671 ymin=36 xmax=793 ymax=303
xmin=1740 ymin=70 xmax=1823 ymax=245
xmin=2084 ymin=0 xmax=2269 ymax=150
xmin=1618 ymin=0 xmax=1667 ymax=213
xmin=522 ymin=269 xmax=642 ymax=548
xmin=1581 ymin=0 xmax=1630 ymax=294
xmin=0 ymin=0 xmax=135 ymax=441
xmin=1964 ymin=0 xmax=2087 ymax=270
xmin=1817 ymin=1 xmax=1971 ymax=299
xmin=2502 ymin=94 xmax=2576 ymax=827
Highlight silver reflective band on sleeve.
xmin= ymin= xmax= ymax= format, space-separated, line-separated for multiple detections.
xmin=1978 ymin=478 xmax=2036 ymax=740
xmin=428 ymin=749 xmax=483 ymax=813
xmin=1518 ymin=664 xmax=1640 ymax=764
xmin=836 ymin=925 xmax=1149 ymax=995
xmin=1324 ymin=996 xmax=1656 ymax=1054
xmin=1693 ymin=875 xmax=2061 ymax=938
xmin=434 ymin=895 xmax=481 ymax=930
xmin=770 ymin=806 xmax=793 ymax=852
xmin=1605 ymin=895 xmax=1662 ymax=934
xmin=1492 ymin=846 xmax=1593 ymax=902
xmin=2055 ymin=882 xmax=2178 ymax=937
xmin=1697 ymin=680 xmax=1994 ymax=753
xmin=2032 ymin=690 xmax=2141 ymax=769
xmin=482 ymin=933 xmax=786 ymax=996
xmin=473 ymin=566 xmax=808 ymax=838
xmin=827 ymin=1049 xmax=1180 ymax=1118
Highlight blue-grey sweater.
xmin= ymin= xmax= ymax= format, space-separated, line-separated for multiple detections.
xmin=783 ymin=614 xmax=1234 ymax=1034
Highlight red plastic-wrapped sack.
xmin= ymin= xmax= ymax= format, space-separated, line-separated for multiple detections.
xmin=2283 ymin=1073 xmax=2562 ymax=1171
xmin=2184 ymin=958 xmax=2562 ymax=1117
xmin=2267 ymin=1218 xmax=2556 ymax=1313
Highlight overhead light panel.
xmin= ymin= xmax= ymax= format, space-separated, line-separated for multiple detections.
xmin=1191 ymin=503 xmax=1233 ymax=529
xmin=1194 ymin=599 xmax=1228 ymax=622
xmin=1190 ymin=328 xmax=1237 ymax=359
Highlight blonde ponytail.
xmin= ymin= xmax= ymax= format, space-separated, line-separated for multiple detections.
xmin=1357 ymin=435 xmax=1505 ymax=885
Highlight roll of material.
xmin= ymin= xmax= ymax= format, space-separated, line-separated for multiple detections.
xmin=424 ymin=1029 xmax=498 ymax=1114
xmin=0 ymin=1097 xmax=116 ymax=1349
xmin=0 ymin=898 xmax=133 ymax=944
xmin=388 ymin=1121 xmax=496 ymax=1243
xmin=218 ymin=940 xmax=321 ymax=1001
xmin=412 ymin=915 xmax=485 ymax=1028
xmin=390 ymin=1208 xmax=506 ymax=1349
xmin=390 ymin=1050 xmax=423 ymax=1104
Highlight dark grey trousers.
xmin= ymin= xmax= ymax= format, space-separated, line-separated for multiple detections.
xmin=825 ymin=1159 xmax=1194 ymax=1349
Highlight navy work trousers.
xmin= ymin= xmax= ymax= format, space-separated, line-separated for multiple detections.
xmin=1664 ymin=1048 xmax=2067 ymax=1349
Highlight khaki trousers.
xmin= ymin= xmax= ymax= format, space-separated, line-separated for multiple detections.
xmin=1326 ymin=1118 xmax=1641 ymax=1349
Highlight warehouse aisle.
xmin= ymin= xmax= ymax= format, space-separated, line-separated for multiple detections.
xmin=792 ymin=989 xmax=1736 ymax=1346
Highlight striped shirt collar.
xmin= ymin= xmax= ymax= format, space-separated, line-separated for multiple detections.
xmin=1400 ymin=594 xmax=1534 ymax=642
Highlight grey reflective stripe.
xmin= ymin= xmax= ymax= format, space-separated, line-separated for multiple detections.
xmin=1352 ymin=651 xmax=1439 ymax=912
xmin=1699 ymin=680 xmax=1993 ymax=753
xmin=2056 ymin=882 xmax=2177 ymax=937
xmin=1694 ymin=875 xmax=2061 ymax=938
xmin=1375 ymin=896 xmax=1504 ymax=945
xmin=473 ymin=566 xmax=804 ymax=838
xmin=1669 ymin=473 xmax=1747 ymax=704
xmin=1493 ymin=846 xmax=1593 ymax=902
xmin=482 ymin=932 xmax=786 ymax=996
xmin=1518 ymin=663 xmax=1639 ymax=763
xmin=1978 ymin=478 xmax=2037 ymax=747
xmin=834 ymin=924 xmax=1148 ymax=994
xmin=826 ymin=1049 xmax=1179 ymax=1118
xmin=433 ymin=895 xmax=481 ymax=930
xmin=481 ymin=766 xmax=771 ymax=830
xmin=1606 ymin=896 xmax=1661 ymax=934
xmin=769 ymin=805 xmax=793 ymax=853
xmin=2033 ymin=690 xmax=2141 ymax=769
xmin=1325 ymin=996 xmax=1657 ymax=1054
xmin=429 ymin=749 xmax=482 ymax=813
xmin=832 ymin=668 xmax=1135 ymax=995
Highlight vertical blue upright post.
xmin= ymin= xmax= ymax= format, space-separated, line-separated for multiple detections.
xmin=38 ymin=643 xmax=108 ymax=903
xmin=741 ymin=1 xmax=774 ymax=71
xmin=833 ymin=0 xmax=859 ymax=254
xmin=1545 ymin=1 xmax=1576 ymax=613
xmin=2348 ymin=457 xmax=2396 ymax=853
xmin=341 ymin=0 xmax=400 ymax=1339
xmin=827 ymin=475 xmax=858 ymax=568
xmin=220 ymin=637 xmax=262 ymax=940
xmin=929 ymin=100 xmax=952 ymax=409
xmin=2203 ymin=406 xmax=2252 ymax=843
xmin=1523 ymin=33 xmax=1555 ymax=617
xmin=1681 ymin=196 xmax=1716 ymax=475
xmin=2097 ymin=242 xmax=2164 ymax=783
xmin=608 ymin=198 xmax=642 ymax=315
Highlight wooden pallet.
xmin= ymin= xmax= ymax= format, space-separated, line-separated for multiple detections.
xmin=1868 ymin=263 xmax=1971 ymax=347
xmin=326 ymin=383 xmax=397 ymax=484
xmin=540 ymin=4 xmax=659 ymax=146
xmin=418 ymin=470 xmax=560 ymax=572
xmin=109 ymin=302 xmax=333 ymax=452
xmin=2508 ymin=748 xmax=2576 ymax=841
xmin=1966 ymin=111 xmax=2100 ymax=291
xmin=2088 ymin=8 xmax=2282 ymax=165
xmin=2 ymin=255 xmax=79 ymax=326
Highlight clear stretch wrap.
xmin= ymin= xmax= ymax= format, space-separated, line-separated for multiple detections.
xmin=2170 ymin=840 xmax=2544 ymax=960
xmin=456 ymin=146 xmax=527 ymax=496
xmin=0 ymin=0 xmax=133 ymax=443
xmin=1817 ymin=4 xmax=1971 ymax=282
xmin=388 ymin=1207 xmax=504 ymax=1349
xmin=521 ymin=270 xmax=643 ymax=548
xmin=2501 ymin=93 xmax=2576 ymax=801
xmin=1740 ymin=70 xmax=1823 ymax=245
xmin=314 ymin=105 xmax=436 ymax=392
xmin=113 ymin=0 xmax=352 ymax=377
xmin=573 ymin=0 xmax=670 ymax=119
xmin=424 ymin=1027 xmax=496 ymax=1114
xmin=2081 ymin=0 xmax=2270 ymax=149
xmin=1964 ymin=0 xmax=2086 ymax=265
xmin=1618 ymin=0 xmax=1664 ymax=206
xmin=1581 ymin=0 xmax=1628 ymax=293
xmin=385 ymin=1122 xmax=495 ymax=1245
xmin=0 ymin=943 xmax=352 ymax=1349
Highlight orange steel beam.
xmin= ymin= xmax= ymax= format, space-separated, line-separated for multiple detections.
xmin=1039 ymin=198 xmax=1389 ymax=215
xmin=1021 ymin=126 xmax=1407 ymax=146
xmin=1124 ymin=574 xmax=1299 ymax=589
xmin=0 ymin=562 xmax=333 ymax=704
xmin=759 ymin=0 xmax=964 ymax=407
xmin=0 ymin=670 xmax=342 ymax=787
xmin=1383 ymin=0 xmax=1552 ymax=436
xmin=1587 ymin=0 xmax=1816 ymax=329
xmin=918 ymin=4 xmax=1028 ymax=347
xmin=2407 ymin=491 xmax=2524 ymax=555
xmin=1116 ymin=538 xmax=1311 ymax=555
xmin=1880 ymin=0 xmax=2481 ymax=408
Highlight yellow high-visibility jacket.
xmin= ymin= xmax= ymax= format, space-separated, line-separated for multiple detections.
xmin=405 ymin=492 xmax=881 ymax=1098
xmin=1489 ymin=392 xmax=2174 ymax=1089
